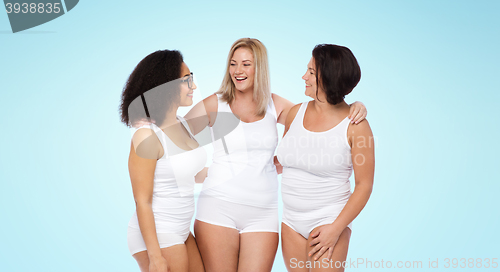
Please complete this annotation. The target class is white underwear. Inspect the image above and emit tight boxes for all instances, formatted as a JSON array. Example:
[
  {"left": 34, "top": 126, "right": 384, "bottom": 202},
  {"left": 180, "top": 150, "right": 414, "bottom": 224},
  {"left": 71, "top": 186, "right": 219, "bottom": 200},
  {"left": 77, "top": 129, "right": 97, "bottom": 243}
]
[
  {"left": 196, "top": 194, "right": 279, "bottom": 233},
  {"left": 127, "top": 227, "right": 189, "bottom": 255}
]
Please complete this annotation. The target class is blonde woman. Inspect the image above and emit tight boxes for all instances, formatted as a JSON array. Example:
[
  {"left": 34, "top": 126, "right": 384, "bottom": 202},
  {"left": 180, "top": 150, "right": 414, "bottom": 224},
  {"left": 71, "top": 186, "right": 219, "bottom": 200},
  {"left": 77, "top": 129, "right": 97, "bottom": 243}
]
[{"left": 184, "top": 38, "right": 367, "bottom": 272}]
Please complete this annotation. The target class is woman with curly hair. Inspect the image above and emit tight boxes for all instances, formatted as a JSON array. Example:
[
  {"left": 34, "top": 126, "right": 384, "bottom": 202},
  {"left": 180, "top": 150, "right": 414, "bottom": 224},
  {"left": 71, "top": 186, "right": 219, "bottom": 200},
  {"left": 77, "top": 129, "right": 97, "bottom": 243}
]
[{"left": 120, "top": 50, "right": 206, "bottom": 272}]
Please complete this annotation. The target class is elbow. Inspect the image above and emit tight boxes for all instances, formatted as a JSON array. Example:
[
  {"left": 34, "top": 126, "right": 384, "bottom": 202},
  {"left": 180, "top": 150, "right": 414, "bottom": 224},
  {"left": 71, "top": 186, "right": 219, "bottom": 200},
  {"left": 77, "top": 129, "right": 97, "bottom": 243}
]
[
  {"left": 134, "top": 198, "right": 153, "bottom": 208},
  {"left": 354, "top": 181, "right": 373, "bottom": 195}
]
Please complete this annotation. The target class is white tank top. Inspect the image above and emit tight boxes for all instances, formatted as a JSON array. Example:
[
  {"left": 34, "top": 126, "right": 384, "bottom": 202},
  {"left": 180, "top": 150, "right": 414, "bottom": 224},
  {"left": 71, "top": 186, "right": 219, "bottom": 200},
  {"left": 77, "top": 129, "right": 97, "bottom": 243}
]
[
  {"left": 277, "top": 101, "right": 352, "bottom": 214},
  {"left": 200, "top": 94, "right": 279, "bottom": 208},
  {"left": 128, "top": 116, "right": 207, "bottom": 232}
]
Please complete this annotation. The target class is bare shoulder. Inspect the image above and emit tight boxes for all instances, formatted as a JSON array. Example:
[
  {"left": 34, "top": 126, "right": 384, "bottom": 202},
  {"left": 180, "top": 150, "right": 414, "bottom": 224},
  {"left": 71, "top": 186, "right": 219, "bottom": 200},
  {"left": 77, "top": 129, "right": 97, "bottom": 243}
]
[
  {"left": 203, "top": 93, "right": 218, "bottom": 103},
  {"left": 272, "top": 93, "right": 284, "bottom": 102},
  {"left": 203, "top": 93, "right": 218, "bottom": 113},
  {"left": 281, "top": 103, "right": 302, "bottom": 135},
  {"left": 348, "top": 119, "right": 373, "bottom": 137},
  {"left": 288, "top": 103, "right": 301, "bottom": 117},
  {"left": 184, "top": 94, "right": 218, "bottom": 133},
  {"left": 285, "top": 103, "right": 302, "bottom": 126},
  {"left": 190, "top": 93, "right": 218, "bottom": 115},
  {"left": 131, "top": 128, "right": 162, "bottom": 159},
  {"left": 132, "top": 128, "right": 157, "bottom": 142}
]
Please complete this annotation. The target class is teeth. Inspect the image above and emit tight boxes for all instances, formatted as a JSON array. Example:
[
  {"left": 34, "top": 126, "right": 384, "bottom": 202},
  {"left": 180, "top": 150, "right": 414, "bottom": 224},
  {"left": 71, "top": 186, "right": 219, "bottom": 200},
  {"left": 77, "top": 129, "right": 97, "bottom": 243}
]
[{"left": 236, "top": 77, "right": 247, "bottom": 80}]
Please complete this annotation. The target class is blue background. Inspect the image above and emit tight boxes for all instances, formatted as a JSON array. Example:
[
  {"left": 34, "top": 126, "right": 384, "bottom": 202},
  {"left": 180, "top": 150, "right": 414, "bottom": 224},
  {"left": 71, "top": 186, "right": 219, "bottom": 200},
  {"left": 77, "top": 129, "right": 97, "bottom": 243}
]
[{"left": 1, "top": 0, "right": 499, "bottom": 271}]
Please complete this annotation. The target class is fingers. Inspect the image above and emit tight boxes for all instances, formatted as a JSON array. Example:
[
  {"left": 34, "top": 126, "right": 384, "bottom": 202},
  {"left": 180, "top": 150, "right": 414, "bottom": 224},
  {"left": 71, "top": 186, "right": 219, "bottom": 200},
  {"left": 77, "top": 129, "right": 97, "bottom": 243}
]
[
  {"left": 353, "top": 110, "right": 366, "bottom": 124},
  {"left": 312, "top": 246, "right": 328, "bottom": 261},
  {"left": 276, "top": 164, "right": 283, "bottom": 175},
  {"left": 309, "top": 237, "right": 320, "bottom": 246},
  {"left": 308, "top": 244, "right": 322, "bottom": 257},
  {"left": 349, "top": 106, "right": 360, "bottom": 122},
  {"left": 349, "top": 101, "right": 368, "bottom": 124},
  {"left": 327, "top": 247, "right": 334, "bottom": 260},
  {"left": 310, "top": 230, "right": 319, "bottom": 238}
]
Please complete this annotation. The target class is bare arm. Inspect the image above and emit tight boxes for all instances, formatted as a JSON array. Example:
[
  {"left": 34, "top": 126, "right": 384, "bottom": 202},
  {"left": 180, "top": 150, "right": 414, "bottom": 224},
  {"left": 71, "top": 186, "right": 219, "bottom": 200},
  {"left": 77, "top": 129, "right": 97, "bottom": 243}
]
[
  {"left": 272, "top": 93, "right": 295, "bottom": 125},
  {"left": 308, "top": 120, "right": 375, "bottom": 260},
  {"left": 274, "top": 103, "right": 301, "bottom": 174},
  {"left": 330, "top": 120, "right": 374, "bottom": 230},
  {"left": 272, "top": 93, "right": 367, "bottom": 125},
  {"left": 129, "top": 129, "right": 169, "bottom": 270},
  {"left": 184, "top": 94, "right": 218, "bottom": 135}
]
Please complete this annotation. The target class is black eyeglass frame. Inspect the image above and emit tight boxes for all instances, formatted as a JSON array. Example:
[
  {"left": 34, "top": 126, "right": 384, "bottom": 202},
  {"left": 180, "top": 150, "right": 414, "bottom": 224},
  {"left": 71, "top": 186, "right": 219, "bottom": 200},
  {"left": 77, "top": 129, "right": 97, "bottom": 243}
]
[{"left": 180, "top": 72, "right": 194, "bottom": 89}]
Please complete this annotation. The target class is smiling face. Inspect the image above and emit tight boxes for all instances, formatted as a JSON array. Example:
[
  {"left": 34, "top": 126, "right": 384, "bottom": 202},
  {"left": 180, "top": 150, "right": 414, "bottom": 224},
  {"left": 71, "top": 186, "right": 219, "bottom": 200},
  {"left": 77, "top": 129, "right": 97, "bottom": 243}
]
[
  {"left": 179, "top": 62, "right": 196, "bottom": 106},
  {"left": 229, "top": 47, "right": 255, "bottom": 92},
  {"left": 302, "top": 57, "right": 321, "bottom": 99}
]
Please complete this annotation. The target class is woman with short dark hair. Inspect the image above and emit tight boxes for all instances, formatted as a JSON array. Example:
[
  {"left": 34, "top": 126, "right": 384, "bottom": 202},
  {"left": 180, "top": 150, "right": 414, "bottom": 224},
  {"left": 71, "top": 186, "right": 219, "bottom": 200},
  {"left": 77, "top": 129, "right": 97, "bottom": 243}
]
[{"left": 277, "top": 44, "right": 375, "bottom": 272}]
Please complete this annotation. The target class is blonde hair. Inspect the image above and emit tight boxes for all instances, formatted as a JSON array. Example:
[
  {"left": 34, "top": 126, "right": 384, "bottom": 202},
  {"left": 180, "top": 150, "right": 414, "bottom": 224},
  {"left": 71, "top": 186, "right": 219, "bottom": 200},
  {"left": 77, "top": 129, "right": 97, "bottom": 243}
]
[{"left": 217, "top": 38, "right": 270, "bottom": 116}]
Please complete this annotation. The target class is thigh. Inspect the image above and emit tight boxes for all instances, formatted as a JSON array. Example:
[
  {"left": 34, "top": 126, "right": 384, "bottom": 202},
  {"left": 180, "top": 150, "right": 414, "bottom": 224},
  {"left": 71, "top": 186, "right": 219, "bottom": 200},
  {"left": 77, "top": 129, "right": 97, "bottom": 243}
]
[
  {"left": 162, "top": 244, "right": 189, "bottom": 272},
  {"left": 281, "top": 223, "right": 309, "bottom": 272},
  {"left": 194, "top": 219, "right": 240, "bottom": 272},
  {"left": 237, "top": 232, "right": 279, "bottom": 272},
  {"left": 185, "top": 232, "right": 205, "bottom": 272},
  {"left": 132, "top": 244, "right": 189, "bottom": 272},
  {"left": 308, "top": 226, "right": 351, "bottom": 272},
  {"left": 132, "top": 250, "right": 150, "bottom": 272}
]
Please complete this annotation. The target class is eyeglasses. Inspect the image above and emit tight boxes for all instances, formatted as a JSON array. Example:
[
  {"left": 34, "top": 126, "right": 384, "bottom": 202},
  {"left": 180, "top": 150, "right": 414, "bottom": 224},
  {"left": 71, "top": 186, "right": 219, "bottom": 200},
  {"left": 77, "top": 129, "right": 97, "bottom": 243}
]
[{"left": 180, "top": 72, "right": 194, "bottom": 89}]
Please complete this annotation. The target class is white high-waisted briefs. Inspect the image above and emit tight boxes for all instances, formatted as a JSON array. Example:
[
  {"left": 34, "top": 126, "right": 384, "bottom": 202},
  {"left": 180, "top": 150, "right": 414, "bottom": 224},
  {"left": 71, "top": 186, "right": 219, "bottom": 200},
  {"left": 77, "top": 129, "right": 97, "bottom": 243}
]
[
  {"left": 196, "top": 195, "right": 279, "bottom": 233},
  {"left": 282, "top": 203, "right": 352, "bottom": 239}
]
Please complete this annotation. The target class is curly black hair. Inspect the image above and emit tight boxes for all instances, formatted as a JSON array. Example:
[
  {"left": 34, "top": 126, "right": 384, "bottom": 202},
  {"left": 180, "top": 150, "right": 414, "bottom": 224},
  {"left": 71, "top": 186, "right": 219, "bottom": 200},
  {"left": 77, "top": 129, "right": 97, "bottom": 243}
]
[
  {"left": 312, "top": 44, "right": 361, "bottom": 105},
  {"left": 119, "top": 50, "right": 184, "bottom": 127}
]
